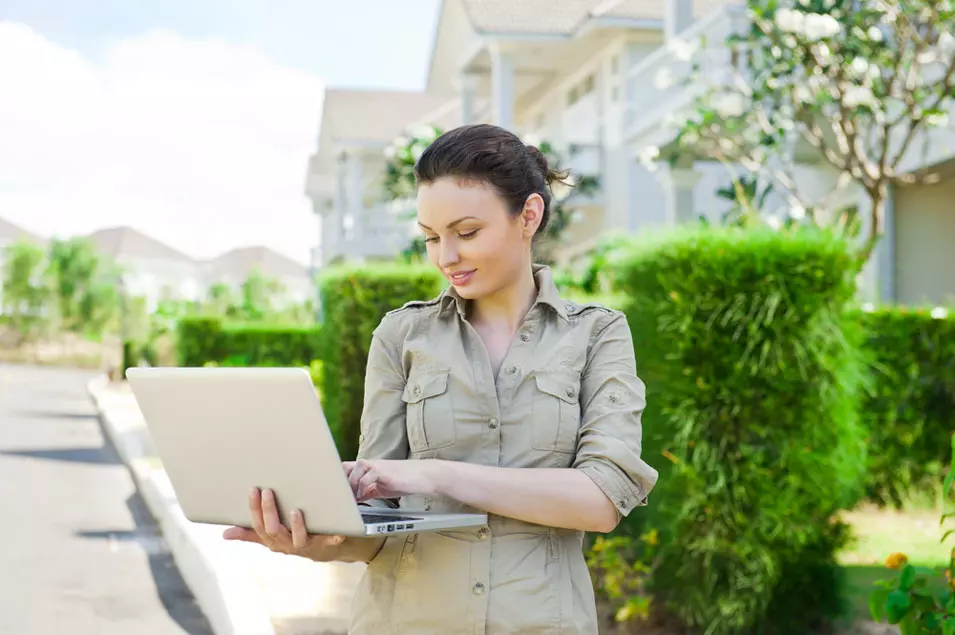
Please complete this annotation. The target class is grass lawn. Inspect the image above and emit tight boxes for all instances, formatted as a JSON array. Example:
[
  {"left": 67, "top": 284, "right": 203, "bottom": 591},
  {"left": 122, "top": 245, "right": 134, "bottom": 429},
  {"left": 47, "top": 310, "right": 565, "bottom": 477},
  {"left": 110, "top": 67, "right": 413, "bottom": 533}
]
[{"left": 838, "top": 505, "right": 953, "bottom": 622}]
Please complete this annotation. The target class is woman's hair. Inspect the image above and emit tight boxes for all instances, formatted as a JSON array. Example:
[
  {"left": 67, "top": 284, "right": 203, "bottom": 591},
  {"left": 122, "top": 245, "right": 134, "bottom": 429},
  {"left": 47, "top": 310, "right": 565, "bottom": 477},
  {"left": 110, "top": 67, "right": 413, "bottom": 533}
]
[{"left": 414, "top": 123, "right": 571, "bottom": 236}]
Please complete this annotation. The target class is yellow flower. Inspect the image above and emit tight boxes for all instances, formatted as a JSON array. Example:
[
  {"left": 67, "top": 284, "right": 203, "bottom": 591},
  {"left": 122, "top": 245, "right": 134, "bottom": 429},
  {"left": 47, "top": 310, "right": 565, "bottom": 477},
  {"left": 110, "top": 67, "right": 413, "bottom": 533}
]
[{"left": 885, "top": 552, "right": 908, "bottom": 570}]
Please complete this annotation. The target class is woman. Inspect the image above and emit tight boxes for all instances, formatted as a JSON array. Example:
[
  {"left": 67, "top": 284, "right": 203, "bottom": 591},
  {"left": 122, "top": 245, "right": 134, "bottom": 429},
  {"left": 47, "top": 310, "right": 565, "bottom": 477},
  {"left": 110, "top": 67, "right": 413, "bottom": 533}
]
[{"left": 224, "top": 123, "right": 658, "bottom": 634}]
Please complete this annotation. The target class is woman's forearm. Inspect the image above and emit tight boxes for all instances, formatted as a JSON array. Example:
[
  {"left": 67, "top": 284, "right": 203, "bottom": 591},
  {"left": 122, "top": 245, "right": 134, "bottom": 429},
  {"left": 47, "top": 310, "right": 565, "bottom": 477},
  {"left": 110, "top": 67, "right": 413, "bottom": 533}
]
[{"left": 433, "top": 460, "right": 619, "bottom": 533}]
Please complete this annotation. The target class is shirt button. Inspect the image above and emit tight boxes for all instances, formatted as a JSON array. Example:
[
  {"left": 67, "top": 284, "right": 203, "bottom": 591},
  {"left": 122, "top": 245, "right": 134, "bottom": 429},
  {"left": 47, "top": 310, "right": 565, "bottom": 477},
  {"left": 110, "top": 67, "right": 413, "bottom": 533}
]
[
  {"left": 488, "top": 417, "right": 498, "bottom": 429},
  {"left": 565, "top": 388, "right": 576, "bottom": 399},
  {"left": 472, "top": 582, "right": 486, "bottom": 595},
  {"left": 520, "top": 332, "right": 530, "bottom": 342},
  {"left": 477, "top": 527, "right": 489, "bottom": 539},
  {"left": 506, "top": 365, "right": 518, "bottom": 375},
  {"left": 413, "top": 385, "right": 421, "bottom": 396}
]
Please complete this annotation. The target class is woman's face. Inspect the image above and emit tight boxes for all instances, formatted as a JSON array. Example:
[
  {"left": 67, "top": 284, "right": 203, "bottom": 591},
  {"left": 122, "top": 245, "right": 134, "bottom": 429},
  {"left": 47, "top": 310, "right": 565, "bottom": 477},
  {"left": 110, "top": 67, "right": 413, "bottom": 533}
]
[{"left": 416, "top": 177, "right": 542, "bottom": 301}]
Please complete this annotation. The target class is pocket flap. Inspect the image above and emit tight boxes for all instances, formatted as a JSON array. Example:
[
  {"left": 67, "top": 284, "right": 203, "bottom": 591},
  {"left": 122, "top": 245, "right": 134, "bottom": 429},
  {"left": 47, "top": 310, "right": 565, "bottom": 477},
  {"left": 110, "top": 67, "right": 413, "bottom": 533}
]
[
  {"left": 403, "top": 370, "right": 449, "bottom": 404},
  {"left": 534, "top": 373, "right": 579, "bottom": 404}
]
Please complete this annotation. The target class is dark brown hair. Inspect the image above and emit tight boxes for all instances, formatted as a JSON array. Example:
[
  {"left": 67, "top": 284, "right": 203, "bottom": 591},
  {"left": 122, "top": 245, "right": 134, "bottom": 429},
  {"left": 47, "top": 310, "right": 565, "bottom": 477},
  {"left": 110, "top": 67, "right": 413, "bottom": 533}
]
[{"left": 414, "top": 123, "right": 571, "bottom": 236}]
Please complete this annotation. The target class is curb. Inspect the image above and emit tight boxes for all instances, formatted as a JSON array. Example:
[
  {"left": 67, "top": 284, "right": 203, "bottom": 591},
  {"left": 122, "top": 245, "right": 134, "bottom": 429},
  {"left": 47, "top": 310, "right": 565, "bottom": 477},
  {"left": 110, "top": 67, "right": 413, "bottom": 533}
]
[{"left": 87, "top": 376, "right": 277, "bottom": 635}]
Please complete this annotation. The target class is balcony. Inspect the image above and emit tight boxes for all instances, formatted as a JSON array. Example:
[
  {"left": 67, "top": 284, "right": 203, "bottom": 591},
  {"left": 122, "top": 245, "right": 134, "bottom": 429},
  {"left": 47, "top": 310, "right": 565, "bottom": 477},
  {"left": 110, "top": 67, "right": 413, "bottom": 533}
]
[
  {"left": 623, "top": 3, "right": 748, "bottom": 147},
  {"left": 322, "top": 201, "right": 418, "bottom": 264}
]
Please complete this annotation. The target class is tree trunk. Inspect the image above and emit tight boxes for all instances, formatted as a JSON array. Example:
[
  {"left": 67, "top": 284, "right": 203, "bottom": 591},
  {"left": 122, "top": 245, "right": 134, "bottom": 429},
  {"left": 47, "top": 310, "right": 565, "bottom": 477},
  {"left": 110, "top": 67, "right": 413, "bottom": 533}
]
[{"left": 858, "top": 185, "right": 886, "bottom": 266}]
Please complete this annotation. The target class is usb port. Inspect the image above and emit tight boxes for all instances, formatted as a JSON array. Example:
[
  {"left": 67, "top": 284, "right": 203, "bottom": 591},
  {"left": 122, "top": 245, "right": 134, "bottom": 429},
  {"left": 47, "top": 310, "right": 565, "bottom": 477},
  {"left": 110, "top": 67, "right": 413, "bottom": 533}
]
[
  {"left": 387, "top": 524, "right": 395, "bottom": 532},
  {"left": 406, "top": 524, "right": 415, "bottom": 530},
  {"left": 396, "top": 524, "right": 405, "bottom": 530}
]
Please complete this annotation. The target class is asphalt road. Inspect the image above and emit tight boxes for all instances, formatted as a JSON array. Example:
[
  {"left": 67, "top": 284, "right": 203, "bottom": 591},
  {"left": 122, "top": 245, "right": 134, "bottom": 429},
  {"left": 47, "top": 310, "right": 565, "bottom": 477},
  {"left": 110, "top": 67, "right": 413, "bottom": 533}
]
[{"left": 0, "top": 363, "right": 212, "bottom": 635}]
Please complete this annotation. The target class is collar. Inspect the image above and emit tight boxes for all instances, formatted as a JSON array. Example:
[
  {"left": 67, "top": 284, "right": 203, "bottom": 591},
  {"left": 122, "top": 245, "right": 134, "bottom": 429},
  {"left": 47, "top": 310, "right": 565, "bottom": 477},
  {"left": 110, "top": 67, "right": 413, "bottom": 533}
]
[{"left": 438, "top": 264, "right": 569, "bottom": 321}]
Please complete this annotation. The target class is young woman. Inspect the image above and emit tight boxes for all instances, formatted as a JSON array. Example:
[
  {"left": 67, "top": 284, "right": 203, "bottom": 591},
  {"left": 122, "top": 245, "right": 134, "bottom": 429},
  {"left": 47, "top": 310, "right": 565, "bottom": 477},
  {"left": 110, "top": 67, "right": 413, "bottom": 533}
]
[{"left": 224, "top": 123, "right": 658, "bottom": 634}]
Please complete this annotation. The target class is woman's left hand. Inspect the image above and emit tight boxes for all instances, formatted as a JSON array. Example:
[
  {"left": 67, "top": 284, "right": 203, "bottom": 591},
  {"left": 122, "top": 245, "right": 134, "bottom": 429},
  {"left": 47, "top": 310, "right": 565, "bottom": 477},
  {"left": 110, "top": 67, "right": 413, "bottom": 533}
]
[{"left": 343, "top": 459, "right": 444, "bottom": 502}]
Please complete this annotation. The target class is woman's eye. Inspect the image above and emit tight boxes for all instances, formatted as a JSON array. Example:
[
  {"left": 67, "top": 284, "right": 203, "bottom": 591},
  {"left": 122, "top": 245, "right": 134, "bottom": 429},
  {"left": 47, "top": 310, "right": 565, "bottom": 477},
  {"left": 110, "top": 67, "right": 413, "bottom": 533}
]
[
  {"left": 424, "top": 236, "right": 439, "bottom": 243},
  {"left": 459, "top": 230, "right": 478, "bottom": 240}
]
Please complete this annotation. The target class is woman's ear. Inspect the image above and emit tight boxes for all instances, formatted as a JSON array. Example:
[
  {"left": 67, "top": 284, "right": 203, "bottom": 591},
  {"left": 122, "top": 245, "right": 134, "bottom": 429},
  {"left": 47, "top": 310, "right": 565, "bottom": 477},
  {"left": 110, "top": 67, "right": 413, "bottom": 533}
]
[{"left": 520, "top": 193, "right": 545, "bottom": 239}]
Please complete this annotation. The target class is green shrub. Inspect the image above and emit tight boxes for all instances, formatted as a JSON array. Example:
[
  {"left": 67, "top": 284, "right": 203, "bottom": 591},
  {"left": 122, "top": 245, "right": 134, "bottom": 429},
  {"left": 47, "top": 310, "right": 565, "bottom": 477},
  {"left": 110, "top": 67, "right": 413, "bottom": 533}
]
[
  {"left": 856, "top": 307, "right": 955, "bottom": 507},
  {"left": 176, "top": 317, "right": 323, "bottom": 368},
  {"left": 606, "top": 225, "right": 869, "bottom": 635},
  {"left": 317, "top": 264, "right": 443, "bottom": 461}
]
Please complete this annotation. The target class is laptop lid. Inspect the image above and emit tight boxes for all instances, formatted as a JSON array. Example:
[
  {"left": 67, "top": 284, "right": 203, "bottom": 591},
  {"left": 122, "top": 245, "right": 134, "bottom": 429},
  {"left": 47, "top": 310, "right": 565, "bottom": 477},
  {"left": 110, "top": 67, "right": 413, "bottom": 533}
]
[{"left": 125, "top": 366, "right": 368, "bottom": 537}]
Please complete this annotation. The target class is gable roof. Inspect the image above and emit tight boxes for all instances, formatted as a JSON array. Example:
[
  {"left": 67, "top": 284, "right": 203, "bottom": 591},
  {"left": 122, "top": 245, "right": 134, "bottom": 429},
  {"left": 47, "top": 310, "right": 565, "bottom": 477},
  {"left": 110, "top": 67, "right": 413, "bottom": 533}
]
[
  {"left": 458, "top": 0, "right": 728, "bottom": 35},
  {"left": 0, "top": 216, "right": 45, "bottom": 245},
  {"left": 85, "top": 226, "right": 195, "bottom": 263},
  {"left": 204, "top": 246, "right": 308, "bottom": 281}
]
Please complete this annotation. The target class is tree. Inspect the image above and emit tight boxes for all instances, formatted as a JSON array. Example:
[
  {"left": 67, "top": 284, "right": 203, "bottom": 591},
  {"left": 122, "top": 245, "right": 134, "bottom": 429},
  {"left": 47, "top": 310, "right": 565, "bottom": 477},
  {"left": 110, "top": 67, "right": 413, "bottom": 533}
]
[
  {"left": 1, "top": 240, "right": 52, "bottom": 343},
  {"left": 653, "top": 0, "right": 955, "bottom": 264},
  {"left": 47, "top": 237, "right": 117, "bottom": 333}
]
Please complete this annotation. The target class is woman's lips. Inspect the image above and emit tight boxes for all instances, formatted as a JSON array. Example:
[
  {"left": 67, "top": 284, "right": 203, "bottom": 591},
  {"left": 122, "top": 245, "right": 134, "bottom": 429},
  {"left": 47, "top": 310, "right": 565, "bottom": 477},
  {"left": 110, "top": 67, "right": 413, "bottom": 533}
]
[{"left": 448, "top": 270, "right": 475, "bottom": 286}]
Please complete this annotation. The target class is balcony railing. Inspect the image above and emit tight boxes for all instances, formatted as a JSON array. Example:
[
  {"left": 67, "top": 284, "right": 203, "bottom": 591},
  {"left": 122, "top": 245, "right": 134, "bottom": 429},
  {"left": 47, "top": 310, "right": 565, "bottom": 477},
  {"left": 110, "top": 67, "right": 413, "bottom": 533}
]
[{"left": 623, "top": 3, "right": 748, "bottom": 143}]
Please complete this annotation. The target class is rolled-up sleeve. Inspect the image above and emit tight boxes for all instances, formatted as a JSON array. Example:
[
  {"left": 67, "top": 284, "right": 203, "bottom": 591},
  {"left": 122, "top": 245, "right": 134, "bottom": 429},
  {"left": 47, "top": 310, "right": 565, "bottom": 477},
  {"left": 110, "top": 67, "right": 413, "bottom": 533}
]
[
  {"left": 355, "top": 315, "right": 410, "bottom": 510},
  {"left": 573, "top": 311, "right": 659, "bottom": 517}
]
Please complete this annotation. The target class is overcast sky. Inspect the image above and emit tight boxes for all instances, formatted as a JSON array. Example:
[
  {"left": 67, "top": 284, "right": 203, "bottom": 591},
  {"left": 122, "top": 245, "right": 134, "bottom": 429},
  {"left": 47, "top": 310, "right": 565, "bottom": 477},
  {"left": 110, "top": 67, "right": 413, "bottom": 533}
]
[{"left": 0, "top": 0, "right": 441, "bottom": 264}]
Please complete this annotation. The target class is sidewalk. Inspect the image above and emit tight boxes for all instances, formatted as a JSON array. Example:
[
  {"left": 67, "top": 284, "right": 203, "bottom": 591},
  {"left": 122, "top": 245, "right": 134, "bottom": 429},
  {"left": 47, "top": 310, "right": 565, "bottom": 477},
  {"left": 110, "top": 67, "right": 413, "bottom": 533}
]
[{"left": 87, "top": 375, "right": 366, "bottom": 635}]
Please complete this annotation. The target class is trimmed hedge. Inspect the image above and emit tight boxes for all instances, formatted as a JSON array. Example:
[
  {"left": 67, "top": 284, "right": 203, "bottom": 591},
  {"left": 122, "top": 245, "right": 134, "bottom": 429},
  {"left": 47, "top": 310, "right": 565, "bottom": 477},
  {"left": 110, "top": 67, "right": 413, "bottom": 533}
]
[
  {"left": 607, "top": 226, "right": 868, "bottom": 635},
  {"left": 317, "top": 264, "right": 443, "bottom": 462},
  {"left": 176, "top": 317, "right": 324, "bottom": 368},
  {"left": 857, "top": 307, "right": 955, "bottom": 507}
]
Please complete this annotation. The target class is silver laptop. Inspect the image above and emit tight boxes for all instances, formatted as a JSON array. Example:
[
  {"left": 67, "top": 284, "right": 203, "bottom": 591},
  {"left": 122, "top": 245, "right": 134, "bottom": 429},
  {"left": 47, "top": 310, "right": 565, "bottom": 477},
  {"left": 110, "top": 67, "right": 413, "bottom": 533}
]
[{"left": 125, "top": 366, "right": 487, "bottom": 538}]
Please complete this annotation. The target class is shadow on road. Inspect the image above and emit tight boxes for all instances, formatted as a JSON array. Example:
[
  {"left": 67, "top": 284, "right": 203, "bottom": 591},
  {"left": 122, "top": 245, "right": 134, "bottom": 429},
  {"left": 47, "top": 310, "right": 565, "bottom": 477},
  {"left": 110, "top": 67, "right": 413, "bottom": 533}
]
[
  {"left": 0, "top": 443, "right": 124, "bottom": 466},
  {"left": 72, "top": 489, "right": 214, "bottom": 634}
]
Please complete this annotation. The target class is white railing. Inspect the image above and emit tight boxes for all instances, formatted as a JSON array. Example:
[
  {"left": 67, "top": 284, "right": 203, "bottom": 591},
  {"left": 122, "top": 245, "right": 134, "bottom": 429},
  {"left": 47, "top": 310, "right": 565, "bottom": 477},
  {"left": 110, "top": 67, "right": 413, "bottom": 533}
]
[
  {"left": 324, "top": 202, "right": 418, "bottom": 263},
  {"left": 566, "top": 143, "right": 603, "bottom": 179},
  {"left": 623, "top": 3, "right": 748, "bottom": 142}
]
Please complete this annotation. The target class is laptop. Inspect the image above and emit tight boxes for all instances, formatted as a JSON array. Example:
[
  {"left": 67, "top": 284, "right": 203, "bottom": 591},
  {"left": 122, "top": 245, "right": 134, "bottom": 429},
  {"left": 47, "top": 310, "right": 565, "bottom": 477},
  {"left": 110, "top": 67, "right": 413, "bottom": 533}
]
[{"left": 124, "top": 366, "right": 487, "bottom": 538}]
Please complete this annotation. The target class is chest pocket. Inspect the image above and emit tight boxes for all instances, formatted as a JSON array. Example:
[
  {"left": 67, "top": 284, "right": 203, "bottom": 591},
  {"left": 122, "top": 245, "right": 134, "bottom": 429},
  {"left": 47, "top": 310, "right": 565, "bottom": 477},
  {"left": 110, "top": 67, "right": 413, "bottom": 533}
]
[
  {"left": 402, "top": 369, "right": 456, "bottom": 453},
  {"left": 531, "top": 372, "right": 581, "bottom": 454}
]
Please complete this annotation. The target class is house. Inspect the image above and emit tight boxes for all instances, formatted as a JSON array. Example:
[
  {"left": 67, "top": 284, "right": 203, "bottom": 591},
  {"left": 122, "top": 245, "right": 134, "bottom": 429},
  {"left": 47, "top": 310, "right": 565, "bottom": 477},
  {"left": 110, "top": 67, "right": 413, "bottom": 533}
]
[
  {"left": 202, "top": 246, "right": 314, "bottom": 306},
  {"left": 306, "top": 0, "right": 955, "bottom": 307},
  {"left": 85, "top": 226, "right": 202, "bottom": 310}
]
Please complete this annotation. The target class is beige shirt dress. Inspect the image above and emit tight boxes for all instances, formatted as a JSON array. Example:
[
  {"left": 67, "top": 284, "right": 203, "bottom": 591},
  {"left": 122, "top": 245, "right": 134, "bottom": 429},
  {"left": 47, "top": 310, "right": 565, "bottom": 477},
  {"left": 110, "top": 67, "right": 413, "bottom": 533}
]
[{"left": 348, "top": 265, "right": 659, "bottom": 634}]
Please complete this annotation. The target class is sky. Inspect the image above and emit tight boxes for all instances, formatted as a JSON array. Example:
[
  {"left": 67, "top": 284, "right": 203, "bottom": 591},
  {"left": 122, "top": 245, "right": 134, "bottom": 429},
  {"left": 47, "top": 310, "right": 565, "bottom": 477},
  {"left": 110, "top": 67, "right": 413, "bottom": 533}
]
[{"left": 0, "top": 0, "right": 441, "bottom": 265}]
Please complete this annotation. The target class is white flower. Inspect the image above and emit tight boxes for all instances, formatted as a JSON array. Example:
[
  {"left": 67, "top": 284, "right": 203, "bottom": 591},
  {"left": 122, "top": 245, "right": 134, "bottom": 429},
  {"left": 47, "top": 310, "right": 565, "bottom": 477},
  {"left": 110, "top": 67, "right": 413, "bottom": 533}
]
[
  {"left": 407, "top": 123, "right": 436, "bottom": 139},
  {"left": 793, "top": 84, "right": 814, "bottom": 104},
  {"left": 775, "top": 8, "right": 805, "bottom": 33},
  {"left": 804, "top": 13, "right": 841, "bottom": 41},
  {"left": 771, "top": 46, "right": 783, "bottom": 59},
  {"left": 790, "top": 203, "right": 807, "bottom": 220},
  {"left": 718, "top": 138, "right": 736, "bottom": 152},
  {"left": 813, "top": 43, "right": 833, "bottom": 65},
  {"left": 867, "top": 26, "right": 884, "bottom": 42},
  {"left": 712, "top": 92, "right": 746, "bottom": 117},
  {"left": 670, "top": 38, "right": 698, "bottom": 62},
  {"left": 844, "top": 85, "right": 877, "bottom": 109},
  {"left": 638, "top": 145, "right": 660, "bottom": 170},
  {"left": 411, "top": 142, "right": 426, "bottom": 161},
  {"left": 931, "top": 306, "right": 949, "bottom": 319},
  {"left": 862, "top": 302, "right": 875, "bottom": 312},
  {"left": 384, "top": 145, "right": 397, "bottom": 159},
  {"left": 926, "top": 112, "right": 950, "bottom": 128},
  {"left": 392, "top": 135, "right": 409, "bottom": 149},
  {"left": 654, "top": 67, "right": 675, "bottom": 89},
  {"left": 850, "top": 57, "right": 869, "bottom": 77},
  {"left": 766, "top": 215, "right": 783, "bottom": 229},
  {"left": 939, "top": 32, "right": 955, "bottom": 55}
]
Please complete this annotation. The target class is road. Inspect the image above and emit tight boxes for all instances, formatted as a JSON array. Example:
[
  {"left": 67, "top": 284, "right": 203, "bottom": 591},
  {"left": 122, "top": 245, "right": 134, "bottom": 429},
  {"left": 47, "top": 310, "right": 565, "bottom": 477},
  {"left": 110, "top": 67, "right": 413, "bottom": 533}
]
[{"left": 0, "top": 364, "right": 212, "bottom": 635}]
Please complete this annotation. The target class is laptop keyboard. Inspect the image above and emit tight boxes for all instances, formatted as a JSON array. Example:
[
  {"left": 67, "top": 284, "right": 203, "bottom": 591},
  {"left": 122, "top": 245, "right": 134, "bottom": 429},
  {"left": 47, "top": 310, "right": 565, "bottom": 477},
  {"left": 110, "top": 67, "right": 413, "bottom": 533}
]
[{"left": 360, "top": 512, "right": 422, "bottom": 524}]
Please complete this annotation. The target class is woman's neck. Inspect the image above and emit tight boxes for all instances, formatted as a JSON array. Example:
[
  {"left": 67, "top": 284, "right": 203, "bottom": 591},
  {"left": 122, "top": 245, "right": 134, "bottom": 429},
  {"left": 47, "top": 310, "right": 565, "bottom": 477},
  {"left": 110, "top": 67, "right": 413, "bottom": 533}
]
[{"left": 469, "top": 265, "right": 538, "bottom": 332}]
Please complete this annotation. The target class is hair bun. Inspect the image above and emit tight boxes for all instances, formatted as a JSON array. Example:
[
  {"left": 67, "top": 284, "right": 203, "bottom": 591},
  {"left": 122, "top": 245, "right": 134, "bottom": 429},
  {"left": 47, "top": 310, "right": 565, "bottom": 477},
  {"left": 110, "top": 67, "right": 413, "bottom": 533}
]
[{"left": 526, "top": 144, "right": 571, "bottom": 188}]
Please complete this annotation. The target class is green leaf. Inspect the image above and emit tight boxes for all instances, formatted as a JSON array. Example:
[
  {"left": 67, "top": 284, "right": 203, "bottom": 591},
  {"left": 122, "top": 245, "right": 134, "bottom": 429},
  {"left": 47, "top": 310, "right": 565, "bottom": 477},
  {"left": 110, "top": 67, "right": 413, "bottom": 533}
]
[
  {"left": 900, "top": 565, "right": 917, "bottom": 591},
  {"left": 942, "top": 619, "right": 955, "bottom": 635},
  {"left": 899, "top": 612, "right": 919, "bottom": 635},
  {"left": 886, "top": 590, "right": 912, "bottom": 624},
  {"left": 869, "top": 588, "right": 890, "bottom": 622}
]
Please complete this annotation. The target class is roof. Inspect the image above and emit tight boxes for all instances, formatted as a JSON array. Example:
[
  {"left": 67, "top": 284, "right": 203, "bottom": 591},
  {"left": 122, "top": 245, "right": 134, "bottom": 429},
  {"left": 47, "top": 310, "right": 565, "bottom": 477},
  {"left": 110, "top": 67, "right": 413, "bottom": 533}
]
[
  {"left": 85, "top": 226, "right": 195, "bottom": 263},
  {"left": 320, "top": 89, "right": 458, "bottom": 146},
  {"left": 0, "top": 216, "right": 45, "bottom": 245},
  {"left": 459, "top": 0, "right": 728, "bottom": 34},
  {"left": 204, "top": 246, "right": 308, "bottom": 281}
]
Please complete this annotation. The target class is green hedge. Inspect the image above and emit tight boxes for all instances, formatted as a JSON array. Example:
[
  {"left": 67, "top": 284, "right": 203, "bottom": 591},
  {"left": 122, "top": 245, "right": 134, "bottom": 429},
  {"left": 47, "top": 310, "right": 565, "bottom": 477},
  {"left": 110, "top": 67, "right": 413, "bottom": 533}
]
[
  {"left": 607, "top": 226, "right": 868, "bottom": 635},
  {"left": 317, "top": 264, "right": 443, "bottom": 461},
  {"left": 857, "top": 306, "right": 955, "bottom": 507},
  {"left": 176, "top": 317, "right": 324, "bottom": 368}
]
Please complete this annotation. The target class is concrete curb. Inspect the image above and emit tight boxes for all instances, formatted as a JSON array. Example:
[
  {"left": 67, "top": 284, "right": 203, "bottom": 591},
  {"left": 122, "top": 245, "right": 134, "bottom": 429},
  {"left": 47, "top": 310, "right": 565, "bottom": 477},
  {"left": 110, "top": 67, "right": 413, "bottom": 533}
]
[{"left": 87, "top": 376, "right": 277, "bottom": 635}]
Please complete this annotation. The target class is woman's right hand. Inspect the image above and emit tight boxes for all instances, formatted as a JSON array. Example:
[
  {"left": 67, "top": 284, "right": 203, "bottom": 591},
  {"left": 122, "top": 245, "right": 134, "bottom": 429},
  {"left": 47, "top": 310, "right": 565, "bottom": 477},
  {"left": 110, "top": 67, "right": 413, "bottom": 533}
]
[{"left": 222, "top": 487, "right": 347, "bottom": 562}]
